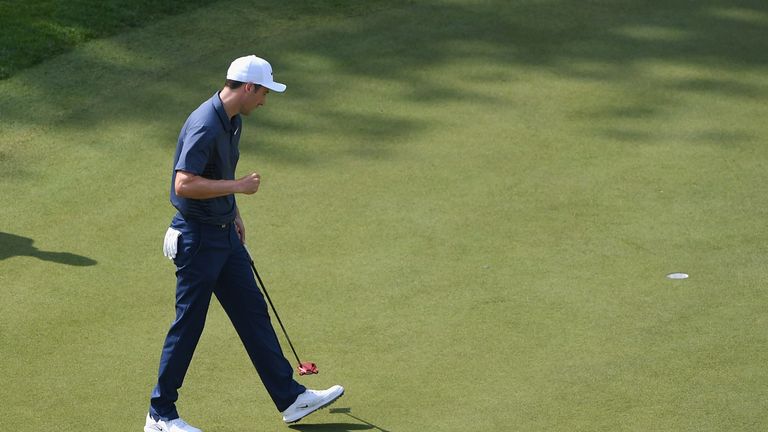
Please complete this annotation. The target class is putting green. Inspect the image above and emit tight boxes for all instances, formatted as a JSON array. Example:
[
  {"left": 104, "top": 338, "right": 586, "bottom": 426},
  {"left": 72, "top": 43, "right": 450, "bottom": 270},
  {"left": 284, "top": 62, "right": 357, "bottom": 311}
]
[{"left": 2, "top": 1, "right": 767, "bottom": 430}]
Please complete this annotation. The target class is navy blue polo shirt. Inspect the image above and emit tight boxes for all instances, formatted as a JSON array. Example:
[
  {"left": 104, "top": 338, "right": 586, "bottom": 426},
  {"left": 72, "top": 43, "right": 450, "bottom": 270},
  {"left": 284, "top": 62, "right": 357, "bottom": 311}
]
[{"left": 170, "top": 92, "right": 242, "bottom": 225}]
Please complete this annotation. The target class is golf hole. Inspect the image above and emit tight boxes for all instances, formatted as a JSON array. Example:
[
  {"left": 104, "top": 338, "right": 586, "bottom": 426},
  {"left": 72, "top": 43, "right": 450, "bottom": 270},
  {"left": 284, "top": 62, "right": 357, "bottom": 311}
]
[{"left": 666, "top": 272, "right": 689, "bottom": 280}]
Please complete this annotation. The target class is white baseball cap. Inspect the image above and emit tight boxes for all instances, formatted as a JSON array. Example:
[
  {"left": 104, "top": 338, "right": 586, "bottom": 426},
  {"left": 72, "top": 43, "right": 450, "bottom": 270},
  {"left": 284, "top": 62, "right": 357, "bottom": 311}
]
[{"left": 226, "top": 55, "right": 286, "bottom": 92}]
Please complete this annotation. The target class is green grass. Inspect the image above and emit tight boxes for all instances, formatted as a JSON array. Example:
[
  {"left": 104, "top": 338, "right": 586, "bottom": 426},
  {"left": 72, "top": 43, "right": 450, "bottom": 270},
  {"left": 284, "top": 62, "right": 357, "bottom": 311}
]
[
  {"left": 2, "top": 0, "right": 768, "bottom": 431},
  {"left": 0, "top": 0, "right": 219, "bottom": 79}
]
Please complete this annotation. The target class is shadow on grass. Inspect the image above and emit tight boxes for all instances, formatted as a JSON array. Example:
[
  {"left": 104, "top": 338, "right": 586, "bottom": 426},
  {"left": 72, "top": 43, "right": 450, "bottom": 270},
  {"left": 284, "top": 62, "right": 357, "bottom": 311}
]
[
  {"left": 1, "top": 0, "right": 766, "bottom": 168},
  {"left": 289, "top": 424, "right": 372, "bottom": 432},
  {"left": 288, "top": 407, "right": 391, "bottom": 432},
  {"left": 0, "top": 0, "right": 220, "bottom": 79},
  {"left": 0, "top": 232, "right": 97, "bottom": 266}
]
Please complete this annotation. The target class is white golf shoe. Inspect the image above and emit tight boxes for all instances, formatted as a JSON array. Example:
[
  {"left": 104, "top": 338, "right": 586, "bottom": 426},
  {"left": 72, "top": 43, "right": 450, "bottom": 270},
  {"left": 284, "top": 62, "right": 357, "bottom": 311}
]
[
  {"left": 282, "top": 385, "right": 345, "bottom": 423},
  {"left": 144, "top": 414, "right": 202, "bottom": 432}
]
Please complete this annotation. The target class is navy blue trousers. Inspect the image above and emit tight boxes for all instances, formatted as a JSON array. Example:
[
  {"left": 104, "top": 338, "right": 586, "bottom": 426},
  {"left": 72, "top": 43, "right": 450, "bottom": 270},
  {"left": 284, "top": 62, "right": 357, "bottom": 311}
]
[{"left": 149, "top": 213, "right": 305, "bottom": 420}]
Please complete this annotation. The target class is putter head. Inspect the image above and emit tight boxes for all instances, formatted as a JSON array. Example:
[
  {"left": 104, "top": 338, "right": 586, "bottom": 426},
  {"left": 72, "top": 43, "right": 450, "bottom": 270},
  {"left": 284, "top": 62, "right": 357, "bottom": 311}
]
[{"left": 297, "top": 362, "right": 318, "bottom": 375}]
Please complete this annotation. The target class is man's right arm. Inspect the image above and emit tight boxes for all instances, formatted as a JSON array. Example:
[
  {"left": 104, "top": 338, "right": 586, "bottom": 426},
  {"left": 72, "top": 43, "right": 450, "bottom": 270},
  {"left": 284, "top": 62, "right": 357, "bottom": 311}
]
[{"left": 174, "top": 170, "right": 261, "bottom": 199}]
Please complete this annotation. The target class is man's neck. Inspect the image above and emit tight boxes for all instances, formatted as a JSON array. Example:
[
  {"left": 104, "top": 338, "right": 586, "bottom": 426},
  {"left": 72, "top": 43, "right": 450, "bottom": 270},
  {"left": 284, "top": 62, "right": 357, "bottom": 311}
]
[{"left": 219, "top": 87, "right": 240, "bottom": 120}]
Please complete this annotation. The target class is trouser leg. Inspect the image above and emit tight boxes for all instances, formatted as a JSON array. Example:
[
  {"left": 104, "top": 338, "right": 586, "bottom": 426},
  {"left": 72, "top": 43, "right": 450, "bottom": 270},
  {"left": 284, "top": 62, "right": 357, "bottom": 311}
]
[
  {"left": 149, "top": 219, "right": 225, "bottom": 420},
  {"left": 214, "top": 239, "right": 306, "bottom": 412}
]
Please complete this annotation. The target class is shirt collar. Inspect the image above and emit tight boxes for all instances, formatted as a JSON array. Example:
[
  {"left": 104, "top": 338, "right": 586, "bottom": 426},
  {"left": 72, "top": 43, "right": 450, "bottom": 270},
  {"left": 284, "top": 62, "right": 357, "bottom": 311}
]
[{"left": 213, "top": 91, "right": 237, "bottom": 132}]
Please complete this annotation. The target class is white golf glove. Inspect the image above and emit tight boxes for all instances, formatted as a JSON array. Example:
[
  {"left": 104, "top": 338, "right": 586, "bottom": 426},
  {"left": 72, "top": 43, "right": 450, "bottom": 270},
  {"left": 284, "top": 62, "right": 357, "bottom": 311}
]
[{"left": 163, "top": 227, "right": 182, "bottom": 260}]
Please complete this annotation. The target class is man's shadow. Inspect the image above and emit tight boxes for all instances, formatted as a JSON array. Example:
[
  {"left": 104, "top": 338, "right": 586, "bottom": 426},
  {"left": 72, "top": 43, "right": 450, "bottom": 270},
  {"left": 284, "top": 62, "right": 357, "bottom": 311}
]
[
  {"left": 0, "top": 232, "right": 97, "bottom": 266},
  {"left": 288, "top": 408, "right": 391, "bottom": 432}
]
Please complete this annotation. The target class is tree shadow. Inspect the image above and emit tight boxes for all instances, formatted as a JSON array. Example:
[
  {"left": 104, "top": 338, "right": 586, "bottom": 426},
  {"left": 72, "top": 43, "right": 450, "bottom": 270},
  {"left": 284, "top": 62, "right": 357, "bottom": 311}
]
[
  {"left": 0, "top": 0, "right": 220, "bottom": 79},
  {"left": 0, "top": 232, "right": 97, "bottom": 266},
  {"left": 1, "top": 0, "right": 766, "bottom": 169}
]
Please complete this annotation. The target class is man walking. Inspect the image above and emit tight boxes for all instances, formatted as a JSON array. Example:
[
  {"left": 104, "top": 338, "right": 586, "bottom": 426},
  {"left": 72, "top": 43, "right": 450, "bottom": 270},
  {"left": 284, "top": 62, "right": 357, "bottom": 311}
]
[{"left": 145, "top": 55, "right": 343, "bottom": 432}]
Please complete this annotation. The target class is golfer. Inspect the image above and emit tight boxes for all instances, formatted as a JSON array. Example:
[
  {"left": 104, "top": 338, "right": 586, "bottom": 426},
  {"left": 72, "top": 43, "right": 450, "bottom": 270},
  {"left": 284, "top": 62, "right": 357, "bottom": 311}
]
[{"left": 145, "top": 55, "right": 343, "bottom": 432}]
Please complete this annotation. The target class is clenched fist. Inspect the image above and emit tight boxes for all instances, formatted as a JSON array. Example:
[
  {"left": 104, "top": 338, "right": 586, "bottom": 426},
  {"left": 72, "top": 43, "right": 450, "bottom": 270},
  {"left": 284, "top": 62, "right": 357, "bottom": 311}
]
[{"left": 237, "top": 172, "right": 261, "bottom": 194}]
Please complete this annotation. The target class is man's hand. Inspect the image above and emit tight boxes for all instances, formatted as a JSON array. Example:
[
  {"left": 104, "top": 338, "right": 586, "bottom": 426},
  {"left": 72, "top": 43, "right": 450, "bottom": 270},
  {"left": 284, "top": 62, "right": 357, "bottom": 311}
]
[
  {"left": 237, "top": 173, "right": 261, "bottom": 195},
  {"left": 234, "top": 215, "right": 246, "bottom": 244},
  {"left": 163, "top": 227, "right": 182, "bottom": 260}
]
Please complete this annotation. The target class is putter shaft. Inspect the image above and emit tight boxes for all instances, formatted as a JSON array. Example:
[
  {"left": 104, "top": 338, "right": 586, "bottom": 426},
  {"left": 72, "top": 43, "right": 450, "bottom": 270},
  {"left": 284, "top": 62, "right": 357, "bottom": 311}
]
[{"left": 244, "top": 247, "right": 303, "bottom": 365}]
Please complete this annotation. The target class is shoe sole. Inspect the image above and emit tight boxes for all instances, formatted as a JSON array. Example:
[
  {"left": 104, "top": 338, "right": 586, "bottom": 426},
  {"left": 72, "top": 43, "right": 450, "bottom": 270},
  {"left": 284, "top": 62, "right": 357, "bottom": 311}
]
[{"left": 283, "top": 389, "right": 345, "bottom": 424}]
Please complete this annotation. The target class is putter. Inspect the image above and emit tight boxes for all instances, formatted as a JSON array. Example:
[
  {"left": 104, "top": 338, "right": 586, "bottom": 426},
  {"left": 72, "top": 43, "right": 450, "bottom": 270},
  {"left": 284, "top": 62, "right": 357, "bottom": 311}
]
[{"left": 243, "top": 245, "right": 318, "bottom": 376}]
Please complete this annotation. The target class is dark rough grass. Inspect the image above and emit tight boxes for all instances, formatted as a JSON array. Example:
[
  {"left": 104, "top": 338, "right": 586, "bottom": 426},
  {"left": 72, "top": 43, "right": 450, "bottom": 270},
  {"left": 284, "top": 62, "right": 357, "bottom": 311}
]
[{"left": 0, "top": 0, "right": 217, "bottom": 79}]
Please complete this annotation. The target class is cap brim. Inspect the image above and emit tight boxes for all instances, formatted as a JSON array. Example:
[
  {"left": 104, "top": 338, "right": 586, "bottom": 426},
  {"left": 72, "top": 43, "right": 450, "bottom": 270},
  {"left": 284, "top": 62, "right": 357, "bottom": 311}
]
[{"left": 262, "top": 81, "right": 286, "bottom": 92}]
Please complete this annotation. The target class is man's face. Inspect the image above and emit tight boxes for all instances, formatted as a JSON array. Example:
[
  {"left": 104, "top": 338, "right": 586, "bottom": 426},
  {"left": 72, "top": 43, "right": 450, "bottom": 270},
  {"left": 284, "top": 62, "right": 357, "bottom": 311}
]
[{"left": 241, "top": 84, "right": 269, "bottom": 115}]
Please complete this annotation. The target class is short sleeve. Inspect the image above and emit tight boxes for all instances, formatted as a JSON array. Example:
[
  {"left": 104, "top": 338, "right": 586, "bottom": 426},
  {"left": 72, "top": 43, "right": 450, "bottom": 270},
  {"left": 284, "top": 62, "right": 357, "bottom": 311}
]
[{"left": 175, "top": 124, "right": 213, "bottom": 175}]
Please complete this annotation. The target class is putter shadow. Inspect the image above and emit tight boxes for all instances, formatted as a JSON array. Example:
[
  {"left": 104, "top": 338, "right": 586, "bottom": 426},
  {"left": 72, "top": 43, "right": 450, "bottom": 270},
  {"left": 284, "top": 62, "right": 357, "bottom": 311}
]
[
  {"left": 288, "top": 423, "right": 373, "bottom": 431},
  {"left": 0, "top": 232, "right": 97, "bottom": 266},
  {"left": 288, "top": 408, "right": 392, "bottom": 432}
]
